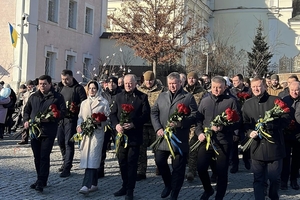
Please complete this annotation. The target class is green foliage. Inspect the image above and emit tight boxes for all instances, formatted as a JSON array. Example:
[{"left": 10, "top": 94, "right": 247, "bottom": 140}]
[{"left": 247, "top": 20, "right": 273, "bottom": 77}]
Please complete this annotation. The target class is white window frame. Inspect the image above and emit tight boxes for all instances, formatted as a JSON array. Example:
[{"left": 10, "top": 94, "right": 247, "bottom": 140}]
[
  {"left": 85, "top": 4, "right": 94, "bottom": 35},
  {"left": 82, "top": 53, "right": 93, "bottom": 83},
  {"left": 44, "top": 45, "right": 58, "bottom": 78},
  {"left": 296, "top": 36, "right": 300, "bottom": 46},
  {"left": 48, "top": 0, "right": 60, "bottom": 23},
  {"left": 68, "top": 0, "right": 78, "bottom": 29},
  {"left": 65, "top": 49, "right": 77, "bottom": 71}
]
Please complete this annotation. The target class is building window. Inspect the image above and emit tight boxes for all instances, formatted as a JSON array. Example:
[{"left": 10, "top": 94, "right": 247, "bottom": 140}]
[
  {"left": 68, "top": 0, "right": 77, "bottom": 29},
  {"left": 45, "top": 52, "right": 56, "bottom": 77},
  {"left": 85, "top": 7, "right": 93, "bottom": 34},
  {"left": 83, "top": 58, "right": 91, "bottom": 82},
  {"left": 296, "top": 36, "right": 300, "bottom": 45},
  {"left": 66, "top": 55, "right": 75, "bottom": 71},
  {"left": 48, "top": 0, "right": 59, "bottom": 23}
]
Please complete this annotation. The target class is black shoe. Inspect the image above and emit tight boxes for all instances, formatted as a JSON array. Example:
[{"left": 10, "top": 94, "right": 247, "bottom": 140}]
[
  {"left": 291, "top": 180, "right": 299, "bottom": 190},
  {"left": 60, "top": 170, "right": 70, "bottom": 177},
  {"left": 125, "top": 190, "right": 134, "bottom": 200},
  {"left": 136, "top": 174, "right": 146, "bottom": 181},
  {"left": 280, "top": 182, "right": 288, "bottom": 190},
  {"left": 244, "top": 160, "right": 251, "bottom": 170},
  {"left": 114, "top": 187, "right": 127, "bottom": 197},
  {"left": 35, "top": 182, "right": 44, "bottom": 192},
  {"left": 161, "top": 186, "right": 172, "bottom": 198},
  {"left": 30, "top": 182, "right": 37, "bottom": 189},
  {"left": 58, "top": 165, "right": 64, "bottom": 172},
  {"left": 17, "top": 141, "right": 28, "bottom": 145},
  {"left": 210, "top": 173, "right": 217, "bottom": 183},
  {"left": 200, "top": 189, "right": 214, "bottom": 200},
  {"left": 230, "top": 166, "right": 238, "bottom": 174}
]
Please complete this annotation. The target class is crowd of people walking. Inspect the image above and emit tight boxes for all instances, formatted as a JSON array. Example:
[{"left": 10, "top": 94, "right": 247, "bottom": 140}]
[{"left": 1, "top": 70, "right": 300, "bottom": 200}]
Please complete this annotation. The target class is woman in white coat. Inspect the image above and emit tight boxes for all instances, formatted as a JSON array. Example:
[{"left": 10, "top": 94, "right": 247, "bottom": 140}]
[{"left": 76, "top": 80, "right": 110, "bottom": 194}]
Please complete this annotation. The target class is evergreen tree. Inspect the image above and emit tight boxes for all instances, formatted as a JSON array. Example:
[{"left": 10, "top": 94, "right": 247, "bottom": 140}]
[{"left": 247, "top": 21, "right": 273, "bottom": 77}]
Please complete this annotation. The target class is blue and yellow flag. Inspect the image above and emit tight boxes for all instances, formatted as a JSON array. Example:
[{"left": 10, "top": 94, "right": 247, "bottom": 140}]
[{"left": 8, "top": 22, "right": 18, "bottom": 48}]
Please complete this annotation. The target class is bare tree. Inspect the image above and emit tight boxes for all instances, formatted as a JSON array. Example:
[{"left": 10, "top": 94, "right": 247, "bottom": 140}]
[{"left": 107, "top": 0, "right": 207, "bottom": 76}]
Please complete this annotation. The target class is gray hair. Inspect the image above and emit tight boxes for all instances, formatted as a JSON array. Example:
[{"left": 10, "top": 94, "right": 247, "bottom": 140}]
[
  {"left": 124, "top": 74, "right": 137, "bottom": 83},
  {"left": 167, "top": 72, "right": 180, "bottom": 81},
  {"left": 211, "top": 76, "right": 226, "bottom": 85}
]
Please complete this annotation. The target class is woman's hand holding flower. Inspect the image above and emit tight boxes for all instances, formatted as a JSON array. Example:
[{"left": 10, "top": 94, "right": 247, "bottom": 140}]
[
  {"left": 77, "top": 126, "right": 82, "bottom": 133},
  {"left": 116, "top": 124, "right": 124, "bottom": 133}
]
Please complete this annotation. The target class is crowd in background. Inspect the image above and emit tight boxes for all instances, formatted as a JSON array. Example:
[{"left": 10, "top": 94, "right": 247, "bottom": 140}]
[{"left": 0, "top": 70, "right": 300, "bottom": 200}]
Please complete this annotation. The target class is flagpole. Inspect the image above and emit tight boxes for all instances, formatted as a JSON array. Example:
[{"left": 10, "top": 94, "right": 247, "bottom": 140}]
[{"left": 17, "top": 0, "right": 25, "bottom": 88}]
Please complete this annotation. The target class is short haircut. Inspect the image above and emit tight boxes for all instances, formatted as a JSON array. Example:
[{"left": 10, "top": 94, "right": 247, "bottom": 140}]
[
  {"left": 168, "top": 72, "right": 180, "bottom": 81},
  {"left": 235, "top": 74, "right": 244, "bottom": 81},
  {"left": 252, "top": 76, "right": 266, "bottom": 85},
  {"left": 39, "top": 75, "right": 52, "bottom": 84},
  {"left": 288, "top": 74, "right": 299, "bottom": 81},
  {"left": 61, "top": 69, "right": 73, "bottom": 76},
  {"left": 124, "top": 74, "right": 137, "bottom": 83},
  {"left": 87, "top": 80, "right": 99, "bottom": 91},
  {"left": 211, "top": 76, "right": 226, "bottom": 85}
]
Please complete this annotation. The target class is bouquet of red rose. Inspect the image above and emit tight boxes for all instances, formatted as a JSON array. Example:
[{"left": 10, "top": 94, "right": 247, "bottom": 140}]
[
  {"left": 71, "top": 112, "right": 107, "bottom": 142},
  {"left": 236, "top": 92, "right": 251, "bottom": 104},
  {"left": 66, "top": 101, "right": 79, "bottom": 118},
  {"left": 241, "top": 99, "right": 290, "bottom": 152},
  {"left": 190, "top": 108, "right": 240, "bottom": 154},
  {"left": 150, "top": 103, "right": 190, "bottom": 159},
  {"left": 115, "top": 104, "right": 134, "bottom": 155},
  {"left": 29, "top": 104, "right": 61, "bottom": 139}
]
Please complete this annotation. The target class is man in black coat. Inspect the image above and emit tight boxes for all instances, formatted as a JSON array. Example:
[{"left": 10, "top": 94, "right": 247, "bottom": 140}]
[
  {"left": 98, "top": 76, "right": 122, "bottom": 178},
  {"left": 56, "top": 70, "right": 87, "bottom": 177},
  {"left": 281, "top": 81, "right": 300, "bottom": 190},
  {"left": 229, "top": 74, "right": 252, "bottom": 173},
  {"left": 23, "top": 75, "right": 66, "bottom": 192},
  {"left": 196, "top": 76, "right": 239, "bottom": 200},
  {"left": 243, "top": 76, "right": 289, "bottom": 200},
  {"left": 110, "top": 74, "right": 150, "bottom": 200},
  {"left": 151, "top": 72, "right": 198, "bottom": 200}
]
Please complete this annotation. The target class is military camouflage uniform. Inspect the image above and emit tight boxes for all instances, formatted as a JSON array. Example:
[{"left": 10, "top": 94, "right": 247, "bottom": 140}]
[
  {"left": 137, "top": 79, "right": 165, "bottom": 176},
  {"left": 184, "top": 82, "right": 207, "bottom": 177}
]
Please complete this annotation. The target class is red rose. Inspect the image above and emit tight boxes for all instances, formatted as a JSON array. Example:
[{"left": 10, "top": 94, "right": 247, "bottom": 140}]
[
  {"left": 283, "top": 107, "right": 290, "bottom": 113},
  {"left": 50, "top": 104, "right": 58, "bottom": 111},
  {"left": 121, "top": 104, "right": 134, "bottom": 113},
  {"left": 225, "top": 108, "right": 239, "bottom": 122},
  {"left": 52, "top": 111, "right": 60, "bottom": 118}
]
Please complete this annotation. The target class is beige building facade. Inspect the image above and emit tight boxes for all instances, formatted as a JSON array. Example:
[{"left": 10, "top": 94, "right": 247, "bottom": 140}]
[{"left": 0, "top": 0, "right": 107, "bottom": 90}]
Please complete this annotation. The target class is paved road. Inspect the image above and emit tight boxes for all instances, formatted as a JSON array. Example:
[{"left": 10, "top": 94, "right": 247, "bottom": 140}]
[{"left": 1, "top": 135, "right": 300, "bottom": 200}]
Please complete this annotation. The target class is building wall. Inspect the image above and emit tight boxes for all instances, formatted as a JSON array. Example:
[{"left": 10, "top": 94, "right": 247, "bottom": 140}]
[
  {"left": 0, "top": 1, "right": 17, "bottom": 84},
  {"left": 212, "top": 0, "right": 300, "bottom": 74}
]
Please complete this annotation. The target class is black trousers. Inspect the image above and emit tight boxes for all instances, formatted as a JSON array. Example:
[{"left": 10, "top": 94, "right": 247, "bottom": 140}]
[
  {"left": 197, "top": 143, "right": 231, "bottom": 200},
  {"left": 98, "top": 128, "right": 115, "bottom": 175},
  {"left": 155, "top": 150, "right": 187, "bottom": 193},
  {"left": 231, "top": 139, "right": 250, "bottom": 168},
  {"left": 57, "top": 119, "right": 76, "bottom": 171},
  {"left": 118, "top": 145, "right": 140, "bottom": 191},
  {"left": 281, "top": 140, "right": 300, "bottom": 183},
  {"left": 31, "top": 136, "right": 56, "bottom": 185},
  {"left": 82, "top": 168, "right": 98, "bottom": 188},
  {"left": 252, "top": 159, "right": 282, "bottom": 200}
]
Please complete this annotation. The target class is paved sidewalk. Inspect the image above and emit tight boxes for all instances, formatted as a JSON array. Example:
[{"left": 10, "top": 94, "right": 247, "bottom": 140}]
[{"left": 1, "top": 136, "right": 300, "bottom": 200}]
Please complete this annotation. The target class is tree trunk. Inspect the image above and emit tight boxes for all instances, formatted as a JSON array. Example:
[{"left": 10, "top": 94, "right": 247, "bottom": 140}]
[{"left": 152, "top": 60, "right": 157, "bottom": 77}]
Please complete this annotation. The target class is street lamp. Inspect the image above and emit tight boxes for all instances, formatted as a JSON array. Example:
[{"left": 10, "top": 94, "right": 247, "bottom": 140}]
[{"left": 200, "top": 40, "right": 216, "bottom": 75}]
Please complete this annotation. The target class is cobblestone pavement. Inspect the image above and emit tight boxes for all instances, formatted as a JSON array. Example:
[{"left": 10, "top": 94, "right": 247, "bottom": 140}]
[{"left": 1, "top": 135, "right": 300, "bottom": 200}]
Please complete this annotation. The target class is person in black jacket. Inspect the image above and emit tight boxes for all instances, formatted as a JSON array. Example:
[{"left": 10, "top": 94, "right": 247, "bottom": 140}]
[
  {"left": 243, "top": 76, "right": 289, "bottom": 200},
  {"left": 56, "top": 70, "right": 87, "bottom": 177},
  {"left": 110, "top": 74, "right": 150, "bottom": 200},
  {"left": 23, "top": 75, "right": 66, "bottom": 192},
  {"left": 281, "top": 81, "right": 300, "bottom": 190},
  {"left": 195, "top": 76, "right": 239, "bottom": 200},
  {"left": 98, "top": 76, "right": 122, "bottom": 178},
  {"left": 151, "top": 72, "right": 198, "bottom": 200},
  {"left": 229, "top": 74, "right": 252, "bottom": 173}
]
